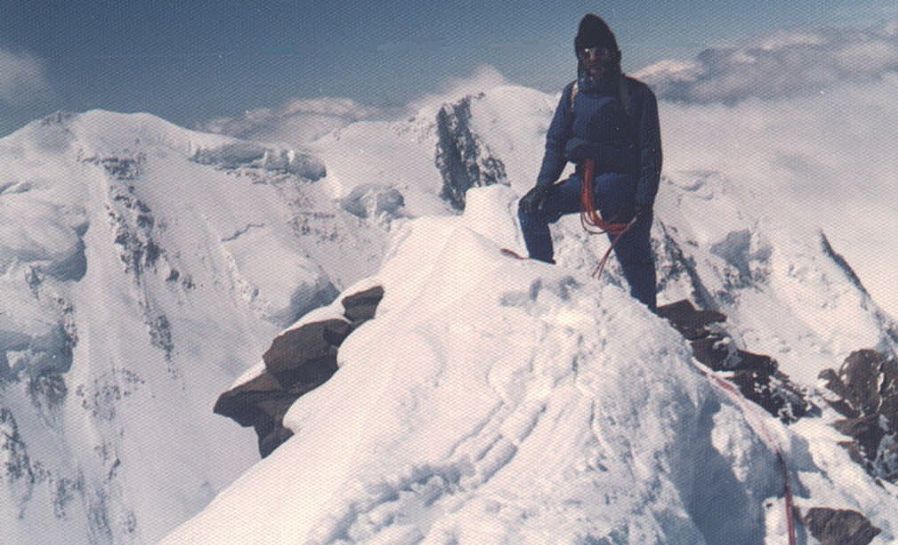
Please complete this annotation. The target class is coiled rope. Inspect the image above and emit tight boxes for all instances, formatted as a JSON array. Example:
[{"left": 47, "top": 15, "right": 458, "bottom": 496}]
[{"left": 579, "top": 158, "right": 637, "bottom": 278}]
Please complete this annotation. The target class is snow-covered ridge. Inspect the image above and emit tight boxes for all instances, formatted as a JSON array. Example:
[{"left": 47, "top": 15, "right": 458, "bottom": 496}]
[
  {"left": 163, "top": 187, "right": 898, "bottom": 545},
  {"left": 165, "top": 75, "right": 898, "bottom": 543}
]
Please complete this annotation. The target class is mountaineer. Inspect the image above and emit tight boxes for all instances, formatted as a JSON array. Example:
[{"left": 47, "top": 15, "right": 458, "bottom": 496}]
[{"left": 518, "top": 13, "right": 662, "bottom": 311}]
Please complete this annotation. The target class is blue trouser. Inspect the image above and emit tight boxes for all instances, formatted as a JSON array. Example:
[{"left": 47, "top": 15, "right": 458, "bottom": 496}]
[{"left": 518, "top": 173, "right": 657, "bottom": 311}]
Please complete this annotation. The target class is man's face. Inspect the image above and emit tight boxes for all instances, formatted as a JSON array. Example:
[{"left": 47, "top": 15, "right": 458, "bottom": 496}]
[{"left": 579, "top": 46, "right": 615, "bottom": 79}]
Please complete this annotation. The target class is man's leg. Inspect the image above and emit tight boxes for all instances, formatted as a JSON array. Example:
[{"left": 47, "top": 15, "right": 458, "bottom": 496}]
[
  {"left": 610, "top": 210, "right": 657, "bottom": 311},
  {"left": 518, "top": 177, "right": 584, "bottom": 263}
]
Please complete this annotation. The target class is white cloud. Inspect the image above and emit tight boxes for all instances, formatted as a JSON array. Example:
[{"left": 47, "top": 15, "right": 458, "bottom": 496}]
[
  {"left": 201, "top": 97, "right": 385, "bottom": 147},
  {"left": 635, "top": 20, "right": 898, "bottom": 103},
  {"left": 661, "top": 72, "right": 898, "bottom": 317},
  {"left": 203, "top": 65, "right": 511, "bottom": 146},
  {"left": 0, "top": 48, "right": 50, "bottom": 104},
  {"left": 406, "top": 65, "right": 509, "bottom": 114}
]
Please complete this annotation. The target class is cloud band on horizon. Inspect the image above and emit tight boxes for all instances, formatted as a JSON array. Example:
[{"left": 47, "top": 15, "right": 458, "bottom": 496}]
[{"left": 634, "top": 19, "right": 898, "bottom": 103}]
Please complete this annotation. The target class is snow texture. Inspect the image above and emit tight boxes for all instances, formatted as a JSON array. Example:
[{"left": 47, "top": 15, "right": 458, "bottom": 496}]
[
  {"left": 0, "top": 109, "right": 394, "bottom": 544},
  {"left": 3, "top": 51, "right": 898, "bottom": 544},
  {"left": 162, "top": 187, "right": 898, "bottom": 545}
]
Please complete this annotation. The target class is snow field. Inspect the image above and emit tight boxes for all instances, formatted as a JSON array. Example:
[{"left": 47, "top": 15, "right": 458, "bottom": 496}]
[
  {"left": 0, "top": 109, "right": 382, "bottom": 544},
  {"left": 162, "top": 187, "right": 797, "bottom": 545}
]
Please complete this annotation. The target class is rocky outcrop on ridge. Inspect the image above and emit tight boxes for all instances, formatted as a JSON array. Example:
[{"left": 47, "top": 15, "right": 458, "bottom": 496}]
[
  {"left": 819, "top": 349, "right": 898, "bottom": 482},
  {"left": 214, "top": 286, "right": 384, "bottom": 457},
  {"left": 657, "top": 299, "right": 812, "bottom": 423},
  {"left": 435, "top": 95, "right": 507, "bottom": 210},
  {"left": 803, "top": 507, "right": 881, "bottom": 545}
]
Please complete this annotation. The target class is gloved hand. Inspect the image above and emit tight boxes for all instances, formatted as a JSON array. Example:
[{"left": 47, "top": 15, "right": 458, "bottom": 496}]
[
  {"left": 519, "top": 185, "right": 551, "bottom": 214},
  {"left": 564, "top": 137, "right": 591, "bottom": 162}
]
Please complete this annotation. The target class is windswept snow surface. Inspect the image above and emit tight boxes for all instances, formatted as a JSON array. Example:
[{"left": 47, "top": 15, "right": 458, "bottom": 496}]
[
  {"left": 5, "top": 64, "right": 898, "bottom": 544},
  {"left": 0, "top": 110, "right": 393, "bottom": 544},
  {"left": 161, "top": 187, "right": 898, "bottom": 545}
]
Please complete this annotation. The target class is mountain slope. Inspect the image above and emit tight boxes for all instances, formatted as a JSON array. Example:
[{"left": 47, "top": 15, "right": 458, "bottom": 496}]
[
  {"left": 163, "top": 79, "right": 898, "bottom": 544},
  {"left": 162, "top": 186, "right": 898, "bottom": 544},
  {"left": 0, "top": 110, "right": 393, "bottom": 544},
  {"left": 4, "top": 74, "right": 898, "bottom": 544}
]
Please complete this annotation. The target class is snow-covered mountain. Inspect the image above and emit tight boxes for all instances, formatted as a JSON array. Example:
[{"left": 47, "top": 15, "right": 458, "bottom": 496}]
[
  {"left": 161, "top": 184, "right": 898, "bottom": 545},
  {"left": 0, "top": 109, "right": 406, "bottom": 544},
  {"left": 3, "top": 72, "right": 898, "bottom": 544}
]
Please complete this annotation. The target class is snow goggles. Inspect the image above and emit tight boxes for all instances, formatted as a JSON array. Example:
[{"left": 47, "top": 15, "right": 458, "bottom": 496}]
[{"left": 578, "top": 46, "right": 614, "bottom": 62}]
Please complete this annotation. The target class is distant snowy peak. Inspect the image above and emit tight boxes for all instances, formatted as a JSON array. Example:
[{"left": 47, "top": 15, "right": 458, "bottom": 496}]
[
  {"left": 8, "top": 109, "right": 327, "bottom": 181},
  {"left": 201, "top": 96, "right": 389, "bottom": 148},
  {"left": 14, "top": 109, "right": 227, "bottom": 156},
  {"left": 0, "top": 108, "right": 396, "bottom": 544}
]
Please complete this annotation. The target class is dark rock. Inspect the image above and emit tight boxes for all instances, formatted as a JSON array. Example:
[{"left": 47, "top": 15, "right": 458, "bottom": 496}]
[
  {"left": 803, "top": 507, "right": 880, "bottom": 545},
  {"left": 878, "top": 441, "right": 898, "bottom": 481},
  {"left": 263, "top": 319, "right": 351, "bottom": 386},
  {"left": 214, "top": 371, "right": 294, "bottom": 427},
  {"left": 658, "top": 299, "right": 812, "bottom": 424},
  {"left": 730, "top": 369, "right": 809, "bottom": 423},
  {"left": 820, "top": 233, "right": 870, "bottom": 297},
  {"left": 819, "top": 368, "right": 860, "bottom": 417},
  {"left": 839, "top": 441, "right": 869, "bottom": 467},
  {"left": 877, "top": 360, "right": 898, "bottom": 425},
  {"left": 341, "top": 285, "right": 385, "bottom": 324},
  {"left": 833, "top": 415, "right": 886, "bottom": 460},
  {"left": 821, "top": 349, "right": 898, "bottom": 481},
  {"left": 101, "top": 155, "right": 143, "bottom": 181},
  {"left": 839, "top": 350, "right": 889, "bottom": 415},
  {"left": 28, "top": 372, "right": 68, "bottom": 411},
  {"left": 214, "top": 365, "right": 336, "bottom": 459},
  {"left": 826, "top": 398, "right": 860, "bottom": 419},
  {"left": 819, "top": 368, "right": 849, "bottom": 400},
  {"left": 656, "top": 299, "right": 725, "bottom": 340},
  {"left": 341, "top": 185, "right": 405, "bottom": 220},
  {"left": 690, "top": 332, "right": 734, "bottom": 370},
  {"left": 734, "top": 351, "right": 778, "bottom": 374},
  {"left": 256, "top": 421, "right": 295, "bottom": 458},
  {"left": 217, "top": 286, "right": 385, "bottom": 457},
  {"left": 435, "top": 95, "right": 507, "bottom": 210}
]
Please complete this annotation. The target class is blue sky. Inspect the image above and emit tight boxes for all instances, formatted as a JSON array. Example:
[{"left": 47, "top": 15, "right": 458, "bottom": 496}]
[{"left": 0, "top": 1, "right": 893, "bottom": 136}]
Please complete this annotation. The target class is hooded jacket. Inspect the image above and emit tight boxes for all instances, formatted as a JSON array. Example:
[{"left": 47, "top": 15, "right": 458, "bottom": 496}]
[{"left": 536, "top": 75, "right": 663, "bottom": 209}]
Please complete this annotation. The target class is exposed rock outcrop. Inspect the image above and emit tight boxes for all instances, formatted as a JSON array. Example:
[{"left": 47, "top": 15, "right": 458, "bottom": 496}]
[
  {"left": 191, "top": 141, "right": 326, "bottom": 180},
  {"left": 803, "top": 507, "right": 881, "bottom": 545},
  {"left": 819, "top": 349, "right": 898, "bottom": 481},
  {"left": 340, "top": 184, "right": 405, "bottom": 221},
  {"left": 657, "top": 299, "right": 812, "bottom": 423},
  {"left": 435, "top": 95, "right": 507, "bottom": 210},
  {"left": 214, "top": 286, "right": 384, "bottom": 457}
]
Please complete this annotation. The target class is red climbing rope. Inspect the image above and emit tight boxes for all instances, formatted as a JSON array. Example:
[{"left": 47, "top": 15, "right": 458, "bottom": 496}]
[
  {"left": 579, "top": 159, "right": 637, "bottom": 278},
  {"left": 702, "top": 369, "right": 798, "bottom": 545},
  {"left": 580, "top": 152, "right": 795, "bottom": 540}
]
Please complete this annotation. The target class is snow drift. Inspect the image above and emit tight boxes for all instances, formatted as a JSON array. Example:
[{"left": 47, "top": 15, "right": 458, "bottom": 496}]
[
  {"left": 161, "top": 187, "right": 898, "bottom": 545},
  {"left": 0, "top": 109, "right": 393, "bottom": 545}
]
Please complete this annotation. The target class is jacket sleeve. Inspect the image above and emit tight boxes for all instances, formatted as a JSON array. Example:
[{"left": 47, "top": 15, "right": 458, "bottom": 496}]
[
  {"left": 535, "top": 84, "right": 573, "bottom": 187},
  {"left": 635, "top": 86, "right": 663, "bottom": 207}
]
